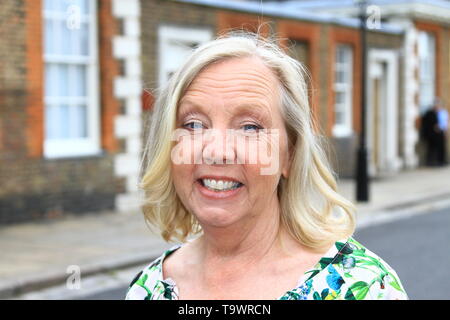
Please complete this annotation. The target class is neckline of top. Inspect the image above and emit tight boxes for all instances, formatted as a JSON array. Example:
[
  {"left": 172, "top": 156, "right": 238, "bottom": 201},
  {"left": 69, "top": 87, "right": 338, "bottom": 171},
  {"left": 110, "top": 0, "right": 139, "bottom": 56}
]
[{"left": 156, "top": 238, "right": 348, "bottom": 299}]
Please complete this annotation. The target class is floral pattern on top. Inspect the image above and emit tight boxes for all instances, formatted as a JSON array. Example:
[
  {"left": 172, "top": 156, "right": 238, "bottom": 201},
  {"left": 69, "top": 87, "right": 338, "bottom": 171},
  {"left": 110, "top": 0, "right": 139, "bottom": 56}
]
[{"left": 125, "top": 237, "right": 408, "bottom": 300}]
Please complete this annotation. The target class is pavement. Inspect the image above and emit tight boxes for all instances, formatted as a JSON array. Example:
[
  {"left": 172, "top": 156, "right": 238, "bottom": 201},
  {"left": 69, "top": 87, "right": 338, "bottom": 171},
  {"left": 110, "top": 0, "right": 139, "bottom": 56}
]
[{"left": 1, "top": 165, "right": 450, "bottom": 299}]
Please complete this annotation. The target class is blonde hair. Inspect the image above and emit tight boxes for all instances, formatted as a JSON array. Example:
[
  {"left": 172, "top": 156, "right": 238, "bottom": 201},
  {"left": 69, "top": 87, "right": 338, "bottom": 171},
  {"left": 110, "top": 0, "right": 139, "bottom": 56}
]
[{"left": 141, "top": 31, "right": 355, "bottom": 251}]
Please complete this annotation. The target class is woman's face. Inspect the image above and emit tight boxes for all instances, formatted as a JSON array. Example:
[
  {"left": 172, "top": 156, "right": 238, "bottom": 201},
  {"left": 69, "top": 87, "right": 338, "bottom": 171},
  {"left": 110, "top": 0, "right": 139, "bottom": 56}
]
[{"left": 171, "top": 56, "right": 291, "bottom": 229}]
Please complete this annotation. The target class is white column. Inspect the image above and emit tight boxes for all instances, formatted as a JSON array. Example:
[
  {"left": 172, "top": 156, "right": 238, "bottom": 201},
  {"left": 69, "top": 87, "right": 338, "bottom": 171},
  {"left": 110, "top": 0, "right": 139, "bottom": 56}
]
[
  {"left": 112, "top": 0, "right": 143, "bottom": 213},
  {"left": 403, "top": 24, "right": 420, "bottom": 168},
  {"left": 390, "top": 18, "right": 420, "bottom": 169}
]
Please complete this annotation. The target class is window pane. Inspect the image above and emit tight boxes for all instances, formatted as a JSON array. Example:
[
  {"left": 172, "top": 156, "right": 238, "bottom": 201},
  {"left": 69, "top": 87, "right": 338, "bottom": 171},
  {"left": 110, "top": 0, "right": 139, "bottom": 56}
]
[
  {"left": 46, "top": 104, "right": 88, "bottom": 140},
  {"left": 80, "top": 23, "right": 89, "bottom": 56},
  {"left": 334, "top": 44, "right": 353, "bottom": 134},
  {"left": 44, "top": 0, "right": 63, "bottom": 12},
  {"left": 418, "top": 32, "right": 434, "bottom": 57},
  {"left": 59, "top": 64, "right": 70, "bottom": 96},
  {"left": 78, "top": 105, "right": 87, "bottom": 138},
  {"left": 43, "top": 0, "right": 52, "bottom": 11},
  {"left": 337, "top": 47, "right": 343, "bottom": 63},
  {"left": 337, "top": 45, "right": 352, "bottom": 65},
  {"left": 337, "top": 46, "right": 346, "bottom": 63},
  {"left": 418, "top": 31, "right": 436, "bottom": 112},
  {"left": 335, "top": 92, "right": 345, "bottom": 105},
  {"left": 45, "top": 104, "right": 57, "bottom": 139},
  {"left": 46, "top": 104, "right": 70, "bottom": 139},
  {"left": 74, "top": 0, "right": 89, "bottom": 14},
  {"left": 60, "top": 19, "right": 72, "bottom": 55},
  {"left": 335, "top": 110, "right": 345, "bottom": 126},
  {"left": 45, "top": 63, "right": 58, "bottom": 97},
  {"left": 72, "top": 23, "right": 89, "bottom": 56},
  {"left": 69, "top": 105, "right": 87, "bottom": 138},
  {"left": 44, "top": 19, "right": 54, "bottom": 55},
  {"left": 72, "top": 65, "right": 87, "bottom": 97},
  {"left": 59, "top": 104, "right": 70, "bottom": 139},
  {"left": 336, "top": 69, "right": 345, "bottom": 84}
]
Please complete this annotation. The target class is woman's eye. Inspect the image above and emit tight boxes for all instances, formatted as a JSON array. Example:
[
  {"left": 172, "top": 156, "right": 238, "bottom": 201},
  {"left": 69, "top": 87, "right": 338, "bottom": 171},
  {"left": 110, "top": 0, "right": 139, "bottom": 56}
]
[
  {"left": 183, "top": 121, "right": 203, "bottom": 130},
  {"left": 242, "top": 124, "right": 261, "bottom": 132}
]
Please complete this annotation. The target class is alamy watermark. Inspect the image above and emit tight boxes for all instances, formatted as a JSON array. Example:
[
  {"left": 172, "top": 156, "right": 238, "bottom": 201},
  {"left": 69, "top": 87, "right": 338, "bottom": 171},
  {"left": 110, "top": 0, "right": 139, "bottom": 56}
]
[
  {"left": 366, "top": 5, "right": 381, "bottom": 30},
  {"left": 66, "top": 265, "right": 81, "bottom": 290},
  {"left": 66, "top": 1, "right": 81, "bottom": 30},
  {"left": 171, "top": 128, "right": 281, "bottom": 176}
]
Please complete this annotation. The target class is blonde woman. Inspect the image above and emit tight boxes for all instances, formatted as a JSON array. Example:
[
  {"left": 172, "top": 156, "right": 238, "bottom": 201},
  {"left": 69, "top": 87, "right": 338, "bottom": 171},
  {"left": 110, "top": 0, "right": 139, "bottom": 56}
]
[{"left": 126, "top": 33, "right": 407, "bottom": 300}]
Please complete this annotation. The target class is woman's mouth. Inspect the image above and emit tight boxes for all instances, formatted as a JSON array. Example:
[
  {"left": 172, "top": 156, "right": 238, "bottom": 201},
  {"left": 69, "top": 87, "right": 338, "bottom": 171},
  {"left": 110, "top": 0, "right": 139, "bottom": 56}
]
[
  {"left": 198, "top": 179, "right": 243, "bottom": 192},
  {"left": 195, "top": 177, "right": 244, "bottom": 200}
]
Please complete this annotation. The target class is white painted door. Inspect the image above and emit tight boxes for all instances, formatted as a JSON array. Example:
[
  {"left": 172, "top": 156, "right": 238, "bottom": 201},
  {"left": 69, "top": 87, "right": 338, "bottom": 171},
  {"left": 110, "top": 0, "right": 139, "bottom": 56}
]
[{"left": 367, "top": 49, "right": 402, "bottom": 176}]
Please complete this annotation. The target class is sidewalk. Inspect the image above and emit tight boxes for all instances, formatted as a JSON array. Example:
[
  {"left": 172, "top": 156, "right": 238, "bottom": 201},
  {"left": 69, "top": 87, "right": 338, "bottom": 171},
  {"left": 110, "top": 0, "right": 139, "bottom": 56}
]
[{"left": 1, "top": 166, "right": 450, "bottom": 299}]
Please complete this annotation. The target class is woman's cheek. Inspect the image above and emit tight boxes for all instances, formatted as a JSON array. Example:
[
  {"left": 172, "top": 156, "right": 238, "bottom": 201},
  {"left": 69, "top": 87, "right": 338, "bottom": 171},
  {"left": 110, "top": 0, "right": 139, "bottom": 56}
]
[
  {"left": 234, "top": 133, "right": 281, "bottom": 176},
  {"left": 258, "top": 130, "right": 281, "bottom": 176},
  {"left": 171, "top": 132, "right": 204, "bottom": 166}
]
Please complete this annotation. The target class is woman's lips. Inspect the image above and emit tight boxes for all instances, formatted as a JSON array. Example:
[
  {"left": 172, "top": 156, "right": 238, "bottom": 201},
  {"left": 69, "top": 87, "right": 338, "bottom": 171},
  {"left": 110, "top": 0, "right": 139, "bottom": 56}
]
[{"left": 195, "top": 179, "right": 244, "bottom": 199}]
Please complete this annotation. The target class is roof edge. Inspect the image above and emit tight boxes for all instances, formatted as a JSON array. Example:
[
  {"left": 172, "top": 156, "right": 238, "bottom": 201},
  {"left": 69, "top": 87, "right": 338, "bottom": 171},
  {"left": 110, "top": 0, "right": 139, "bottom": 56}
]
[{"left": 173, "top": 0, "right": 404, "bottom": 34}]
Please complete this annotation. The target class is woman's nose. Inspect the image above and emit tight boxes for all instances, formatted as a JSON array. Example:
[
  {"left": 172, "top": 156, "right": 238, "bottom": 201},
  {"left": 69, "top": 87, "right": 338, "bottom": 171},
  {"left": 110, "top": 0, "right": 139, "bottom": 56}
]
[{"left": 202, "top": 129, "right": 236, "bottom": 165}]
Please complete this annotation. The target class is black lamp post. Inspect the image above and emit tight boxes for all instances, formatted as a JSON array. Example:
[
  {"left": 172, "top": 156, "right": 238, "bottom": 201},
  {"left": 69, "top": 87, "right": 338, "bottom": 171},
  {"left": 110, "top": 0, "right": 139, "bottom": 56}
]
[{"left": 355, "top": 0, "right": 369, "bottom": 202}]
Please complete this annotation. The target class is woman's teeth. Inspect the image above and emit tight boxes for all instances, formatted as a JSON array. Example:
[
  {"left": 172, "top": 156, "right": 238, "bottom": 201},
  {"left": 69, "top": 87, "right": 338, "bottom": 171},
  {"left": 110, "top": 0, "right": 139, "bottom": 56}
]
[{"left": 201, "top": 179, "right": 242, "bottom": 191}]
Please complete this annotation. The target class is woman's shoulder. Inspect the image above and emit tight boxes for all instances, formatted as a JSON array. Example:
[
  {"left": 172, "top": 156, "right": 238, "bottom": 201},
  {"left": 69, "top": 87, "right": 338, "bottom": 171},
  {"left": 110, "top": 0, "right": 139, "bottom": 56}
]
[
  {"left": 125, "top": 244, "right": 182, "bottom": 300},
  {"left": 299, "top": 236, "right": 408, "bottom": 300}
]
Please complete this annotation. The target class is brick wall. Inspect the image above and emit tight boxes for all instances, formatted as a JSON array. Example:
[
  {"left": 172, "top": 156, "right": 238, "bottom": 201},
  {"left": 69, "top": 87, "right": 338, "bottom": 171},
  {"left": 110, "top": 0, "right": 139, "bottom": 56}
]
[
  {"left": 0, "top": 0, "right": 27, "bottom": 160},
  {"left": 0, "top": 0, "right": 122, "bottom": 224},
  {"left": 25, "top": 0, "right": 44, "bottom": 158},
  {"left": 99, "top": 0, "right": 120, "bottom": 153},
  {"left": 277, "top": 20, "right": 321, "bottom": 130}
]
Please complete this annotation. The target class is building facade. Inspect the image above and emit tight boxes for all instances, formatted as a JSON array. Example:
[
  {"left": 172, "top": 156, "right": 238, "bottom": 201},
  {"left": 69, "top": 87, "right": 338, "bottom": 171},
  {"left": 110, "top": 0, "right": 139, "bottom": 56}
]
[
  {"left": 141, "top": 0, "right": 404, "bottom": 178},
  {"left": 286, "top": 0, "right": 450, "bottom": 170},
  {"left": 1, "top": 0, "right": 449, "bottom": 224},
  {"left": 0, "top": 0, "right": 142, "bottom": 224}
]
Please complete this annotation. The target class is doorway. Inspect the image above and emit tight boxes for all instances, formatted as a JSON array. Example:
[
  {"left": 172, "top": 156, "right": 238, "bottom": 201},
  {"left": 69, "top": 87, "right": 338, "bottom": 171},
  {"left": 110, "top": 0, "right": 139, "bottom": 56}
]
[{"left": 367, "top": 49, "right": 402, "bottom": 177}]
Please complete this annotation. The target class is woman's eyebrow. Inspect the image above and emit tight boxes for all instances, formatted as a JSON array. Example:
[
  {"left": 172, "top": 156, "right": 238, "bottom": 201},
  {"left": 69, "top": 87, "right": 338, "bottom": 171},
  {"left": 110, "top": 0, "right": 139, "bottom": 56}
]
[
  {"left": 178, "top": 99, "right": 273, "bottom": 124},
  {"left": 177, "top": 99, "right": 208, "bottom": 117},
  {"left": 232, "top": 104, "right": 272, "bottom": 125}
]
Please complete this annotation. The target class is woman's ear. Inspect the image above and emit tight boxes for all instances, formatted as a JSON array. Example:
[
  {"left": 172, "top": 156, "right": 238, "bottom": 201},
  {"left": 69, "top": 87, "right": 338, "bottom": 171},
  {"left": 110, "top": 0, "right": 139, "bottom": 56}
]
[
  {"left": 281, "top": 128, "right": 296, "bottom": 179},
  {"left": 281, "top": 162, "right": 290, "bottom": 179},
  {"left": 281, "top": 150, "right": 292, "bottom": 179},
  {"left": 283, "top": 134, "right": 297, "bottom": 179}
]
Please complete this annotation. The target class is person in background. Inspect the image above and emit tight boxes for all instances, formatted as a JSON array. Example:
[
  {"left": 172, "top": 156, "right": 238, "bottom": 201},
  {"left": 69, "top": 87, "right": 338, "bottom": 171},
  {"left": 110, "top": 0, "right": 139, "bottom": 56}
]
[
  {"left": 421, "top": 101, "right": 441, "bottom": 166},
  {"left": 435, "top": 98, "right": 448, "bottom": 165}
]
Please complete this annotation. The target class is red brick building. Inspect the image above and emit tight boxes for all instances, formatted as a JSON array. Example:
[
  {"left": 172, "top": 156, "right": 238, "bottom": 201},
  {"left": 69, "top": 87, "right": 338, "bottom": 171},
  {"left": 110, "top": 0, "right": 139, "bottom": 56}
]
[
  {"left": 0, "top": 0, "right": 141, "bottom": 223},
  {"left": 1, "top": 0, "right": 449, "bottom": 224}
]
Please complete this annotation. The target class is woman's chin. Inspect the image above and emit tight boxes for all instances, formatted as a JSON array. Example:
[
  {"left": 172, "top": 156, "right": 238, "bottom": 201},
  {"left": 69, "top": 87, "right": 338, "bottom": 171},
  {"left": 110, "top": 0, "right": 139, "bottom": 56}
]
[
  {"left": 189, "top": 180, "right": 249, "bottom": 227},
  {"left": 194, "top": 207, "right": 244, "bottom": 228}
]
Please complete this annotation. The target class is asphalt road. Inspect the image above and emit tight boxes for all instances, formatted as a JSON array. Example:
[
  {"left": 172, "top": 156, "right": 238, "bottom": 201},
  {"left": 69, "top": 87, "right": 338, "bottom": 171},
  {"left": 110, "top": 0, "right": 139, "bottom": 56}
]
[
  {"left": 79, "top": 205, "right": 450, "bottom": 300},
  {"left": 353, "top": 205, "right": 450, "bottom": 300}
]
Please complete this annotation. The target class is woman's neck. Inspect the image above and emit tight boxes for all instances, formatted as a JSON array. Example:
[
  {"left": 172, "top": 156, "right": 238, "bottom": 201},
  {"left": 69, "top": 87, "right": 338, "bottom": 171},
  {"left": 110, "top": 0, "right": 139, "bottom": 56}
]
[{"left": 195, "top": 197, "right": 288, "bottom": 270}]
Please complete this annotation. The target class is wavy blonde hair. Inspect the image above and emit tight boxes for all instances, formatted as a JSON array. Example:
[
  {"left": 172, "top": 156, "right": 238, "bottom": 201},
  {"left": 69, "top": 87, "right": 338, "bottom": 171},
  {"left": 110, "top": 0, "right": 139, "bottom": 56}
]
[{"left": 140, "top": 32, "right": 355, "bottom": 251}]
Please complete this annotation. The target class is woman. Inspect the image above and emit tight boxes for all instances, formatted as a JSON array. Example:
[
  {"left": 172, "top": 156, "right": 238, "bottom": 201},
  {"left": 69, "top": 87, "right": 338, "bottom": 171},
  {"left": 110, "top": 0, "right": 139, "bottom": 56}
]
[{"left": 126, "top": 33, "right": 407, "bottom": 300}]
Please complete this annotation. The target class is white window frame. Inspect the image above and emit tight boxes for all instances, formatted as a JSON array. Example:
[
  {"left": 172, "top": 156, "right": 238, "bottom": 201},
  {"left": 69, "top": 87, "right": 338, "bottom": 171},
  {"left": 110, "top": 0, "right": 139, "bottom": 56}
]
[
  {"left": 333, "top": 44, "right": 354, "bottom": 138},
  {"left": 158, "top": 25, "right": 213, "bottom": 87},
  {"left": 418, "top": 31, "right": 436, "bottom": 113},
  {"left": 43, "top": 0, "right": 100, "bottom": 159}
]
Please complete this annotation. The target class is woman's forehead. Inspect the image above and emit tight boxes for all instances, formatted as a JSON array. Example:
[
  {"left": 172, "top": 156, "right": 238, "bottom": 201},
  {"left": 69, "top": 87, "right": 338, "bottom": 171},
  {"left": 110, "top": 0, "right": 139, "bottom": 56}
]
[{"left": 181, "top": 57, "right": 280, "bottom": 107}]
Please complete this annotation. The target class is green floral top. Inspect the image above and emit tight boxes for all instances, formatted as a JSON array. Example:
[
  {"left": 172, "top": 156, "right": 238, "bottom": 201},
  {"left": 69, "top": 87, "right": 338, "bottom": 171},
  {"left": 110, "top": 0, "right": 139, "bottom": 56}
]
[{"left": 125, "top": 237, "right": 408, "bottom": 300}]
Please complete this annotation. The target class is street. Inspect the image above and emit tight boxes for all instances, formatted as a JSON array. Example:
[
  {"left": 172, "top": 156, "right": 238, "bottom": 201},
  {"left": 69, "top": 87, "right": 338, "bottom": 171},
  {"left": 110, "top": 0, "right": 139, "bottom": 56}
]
[
  {"left": 75, "top": 205, "right": 450, "bottom": 300},
  {"left": 354, "top": 205, "right": 450, "bottom": 300}
]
